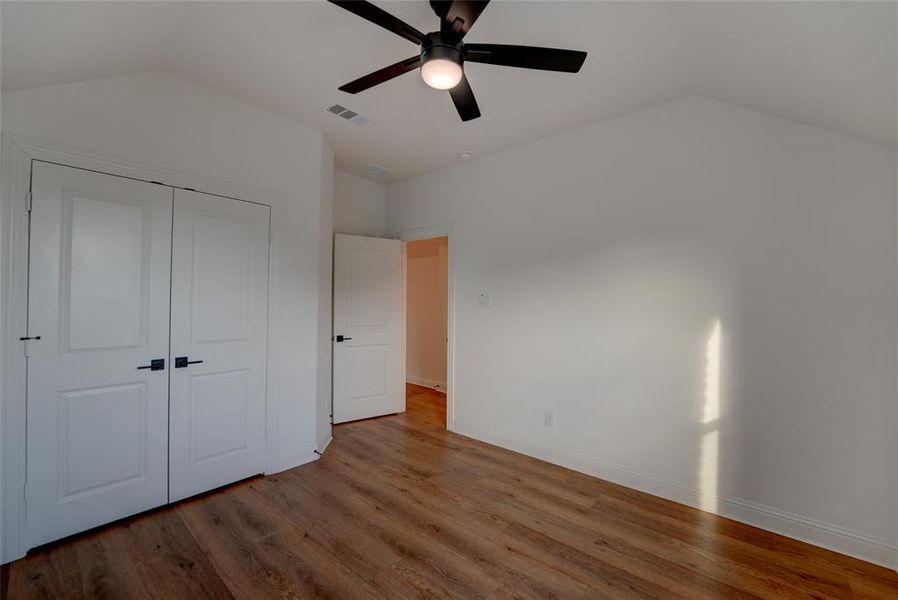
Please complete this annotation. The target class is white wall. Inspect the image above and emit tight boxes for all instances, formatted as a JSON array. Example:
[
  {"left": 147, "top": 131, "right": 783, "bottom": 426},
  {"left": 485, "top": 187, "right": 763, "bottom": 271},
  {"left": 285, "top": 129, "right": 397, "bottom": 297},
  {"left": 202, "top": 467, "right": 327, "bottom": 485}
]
[
  {"left": 1, "top": 71, "right": 331, "bottom": 473},
  {"left": 387, "top": 97, "right": 898, "bottom": 566},
  {"left": 334, "top": 170, "right": 388, "bottom": 237},
  {"left": 406, "top": 237, "right": 448, "bottom": 390}
]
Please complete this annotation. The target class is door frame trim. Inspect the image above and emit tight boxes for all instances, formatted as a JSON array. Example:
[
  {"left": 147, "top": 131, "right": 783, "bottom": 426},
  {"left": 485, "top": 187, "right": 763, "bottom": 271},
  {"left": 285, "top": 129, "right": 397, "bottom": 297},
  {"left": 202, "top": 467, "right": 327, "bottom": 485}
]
[
  {"left": 0, "top": 134, "right": 280, "bottom": 563},
  {"left": 394, "top": 224, "right": 456, "bottom": 431}
]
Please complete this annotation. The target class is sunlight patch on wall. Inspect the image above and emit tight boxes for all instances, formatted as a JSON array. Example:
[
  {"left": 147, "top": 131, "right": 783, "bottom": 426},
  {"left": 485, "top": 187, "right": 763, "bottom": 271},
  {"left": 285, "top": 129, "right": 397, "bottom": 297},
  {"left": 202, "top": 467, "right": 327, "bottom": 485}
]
[
  {"left": 699, "top": 319, "right": 722, "bottom": 512},
  {"left": 703, "top": 320, "right": 721, "bottom": 425}
]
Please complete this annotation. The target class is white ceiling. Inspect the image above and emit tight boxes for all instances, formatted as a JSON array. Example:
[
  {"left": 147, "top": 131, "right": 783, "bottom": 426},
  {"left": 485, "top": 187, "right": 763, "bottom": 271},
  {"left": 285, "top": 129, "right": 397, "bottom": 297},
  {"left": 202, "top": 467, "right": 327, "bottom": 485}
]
[{"left": 2, "top": 1, "right": 895, "bottom": 183}]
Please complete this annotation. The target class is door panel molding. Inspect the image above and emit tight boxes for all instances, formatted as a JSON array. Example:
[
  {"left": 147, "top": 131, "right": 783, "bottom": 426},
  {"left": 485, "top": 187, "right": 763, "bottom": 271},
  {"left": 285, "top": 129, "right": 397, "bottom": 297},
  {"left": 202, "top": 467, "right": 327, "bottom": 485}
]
[
  {"left": 0, "top": 135, "right": 283, "bottom": 564},
  {"left": 57, "top": 381, "right": 149, "bottom": 500},
  {"left": 60, "top": 190, "right": 153, "bottom": 353},
  {"left": 188, "top": 369, "right": 250, "bottom": 464},
  {"left": 191, "top": 209, "right": 253, "bottom": 344}
]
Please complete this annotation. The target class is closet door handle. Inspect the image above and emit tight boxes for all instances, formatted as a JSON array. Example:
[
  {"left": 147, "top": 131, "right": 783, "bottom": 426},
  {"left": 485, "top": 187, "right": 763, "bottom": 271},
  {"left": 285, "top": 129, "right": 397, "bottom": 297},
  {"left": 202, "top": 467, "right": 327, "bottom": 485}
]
[
  {"left": 137, "top": 359, "right": 165, "bottom": 371},
  {"left": 174, "top": 356, "right": 204, "bottom": 368}
]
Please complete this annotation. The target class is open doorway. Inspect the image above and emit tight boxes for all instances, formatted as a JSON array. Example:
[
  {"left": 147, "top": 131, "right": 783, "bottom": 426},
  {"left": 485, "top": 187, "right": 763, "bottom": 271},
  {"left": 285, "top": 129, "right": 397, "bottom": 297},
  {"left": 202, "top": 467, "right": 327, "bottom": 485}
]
[{"left": 405, "top": 236, "right": 448, "bottom": 428}]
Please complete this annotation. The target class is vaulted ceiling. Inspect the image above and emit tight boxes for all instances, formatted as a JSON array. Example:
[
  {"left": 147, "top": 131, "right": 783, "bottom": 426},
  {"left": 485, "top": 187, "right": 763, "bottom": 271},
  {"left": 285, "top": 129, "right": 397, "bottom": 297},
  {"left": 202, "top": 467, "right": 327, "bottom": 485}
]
[{"left": 2, "top": 1, "right": 895, "bottom": 183}]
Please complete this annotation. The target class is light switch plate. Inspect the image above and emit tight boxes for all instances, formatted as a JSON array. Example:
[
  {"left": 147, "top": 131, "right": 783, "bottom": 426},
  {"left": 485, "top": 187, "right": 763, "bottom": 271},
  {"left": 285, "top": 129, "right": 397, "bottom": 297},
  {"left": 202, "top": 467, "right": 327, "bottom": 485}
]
[{"left": 478, "top": 293, "right": 491, "bottom": 307}]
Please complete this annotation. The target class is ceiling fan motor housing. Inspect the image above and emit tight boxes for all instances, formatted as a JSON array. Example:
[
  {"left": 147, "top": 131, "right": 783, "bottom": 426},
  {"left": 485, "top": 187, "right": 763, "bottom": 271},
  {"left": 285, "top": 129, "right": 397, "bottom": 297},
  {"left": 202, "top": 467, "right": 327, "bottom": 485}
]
[{"left": 421, "top": 32, "right": 463, "bottom": 68}]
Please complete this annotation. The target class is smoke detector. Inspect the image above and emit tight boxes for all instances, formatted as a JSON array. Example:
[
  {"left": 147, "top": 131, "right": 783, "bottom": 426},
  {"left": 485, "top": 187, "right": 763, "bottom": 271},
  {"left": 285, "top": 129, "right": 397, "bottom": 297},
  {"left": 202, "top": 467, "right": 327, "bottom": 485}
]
[{"left": 458, "top": 151, "right": 473, "bottom": 162}]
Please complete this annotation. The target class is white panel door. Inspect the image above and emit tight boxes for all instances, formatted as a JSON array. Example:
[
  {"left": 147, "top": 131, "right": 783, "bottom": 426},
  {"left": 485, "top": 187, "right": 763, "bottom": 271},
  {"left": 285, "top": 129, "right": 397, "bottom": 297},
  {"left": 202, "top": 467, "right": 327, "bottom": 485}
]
[
  {"left": 333, "top": 234, "right": 403, "bottom": 423},
  {"left": 26, "top": 161, "right": 173, "bottom": 548},
  {"left": 168, "top": 189, "right": 270, "bottom": 502}
]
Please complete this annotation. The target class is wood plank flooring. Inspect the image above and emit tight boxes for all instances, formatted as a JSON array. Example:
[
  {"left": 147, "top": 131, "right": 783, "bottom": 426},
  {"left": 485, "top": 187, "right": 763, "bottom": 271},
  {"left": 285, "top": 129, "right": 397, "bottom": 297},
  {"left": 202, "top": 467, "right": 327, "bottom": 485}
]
[{"left": 3, "top": 383, "right": 897, "bottom": 599}]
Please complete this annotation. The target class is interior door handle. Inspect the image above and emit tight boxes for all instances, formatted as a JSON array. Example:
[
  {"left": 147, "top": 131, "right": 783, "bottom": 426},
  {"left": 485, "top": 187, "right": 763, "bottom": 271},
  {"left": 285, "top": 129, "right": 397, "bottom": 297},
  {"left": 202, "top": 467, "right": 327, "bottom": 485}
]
[
  {"left": 174, "top": 356, "right": 204, "bottom": 368},
  {"left": 137, "top": 358, "right": 165, "bottom": 371},
  {"left": 334, "top": 335, "right": 353, "bottom": 342}
]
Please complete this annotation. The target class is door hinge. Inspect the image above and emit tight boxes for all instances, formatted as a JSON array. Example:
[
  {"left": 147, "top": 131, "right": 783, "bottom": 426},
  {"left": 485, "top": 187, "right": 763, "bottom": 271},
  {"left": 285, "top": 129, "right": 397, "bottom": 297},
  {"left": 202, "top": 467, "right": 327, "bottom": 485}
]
[{"left": 26, "top": 192, "right": 33, "bottom": 212}]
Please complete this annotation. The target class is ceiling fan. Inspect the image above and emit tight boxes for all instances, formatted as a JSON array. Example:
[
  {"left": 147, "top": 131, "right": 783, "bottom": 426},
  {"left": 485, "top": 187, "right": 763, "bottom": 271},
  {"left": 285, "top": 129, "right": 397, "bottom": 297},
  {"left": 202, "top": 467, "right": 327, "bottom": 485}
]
[{"left": 328, "top": 0, "right": 587, "bottom": 122}]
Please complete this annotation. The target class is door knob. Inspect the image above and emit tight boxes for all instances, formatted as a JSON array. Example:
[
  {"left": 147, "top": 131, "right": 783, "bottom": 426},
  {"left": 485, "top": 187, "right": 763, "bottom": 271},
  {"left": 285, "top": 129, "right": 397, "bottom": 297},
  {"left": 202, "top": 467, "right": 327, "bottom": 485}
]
[
  {"left": 137, "top": 358, "right": 165, "bottom": 371},
  {"left": 174, "top": 356, "right": 204, "bottom": 368},
  {"left": 334, "top": 335, "right": 353, "bottom": 342}
]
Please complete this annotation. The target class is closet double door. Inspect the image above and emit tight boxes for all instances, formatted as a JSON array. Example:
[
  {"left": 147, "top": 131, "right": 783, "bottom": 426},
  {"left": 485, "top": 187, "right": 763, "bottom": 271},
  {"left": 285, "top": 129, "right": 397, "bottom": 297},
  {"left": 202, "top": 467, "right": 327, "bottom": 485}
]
[{"left": 25, "top": 161, "right": 270, "bottom": 549}]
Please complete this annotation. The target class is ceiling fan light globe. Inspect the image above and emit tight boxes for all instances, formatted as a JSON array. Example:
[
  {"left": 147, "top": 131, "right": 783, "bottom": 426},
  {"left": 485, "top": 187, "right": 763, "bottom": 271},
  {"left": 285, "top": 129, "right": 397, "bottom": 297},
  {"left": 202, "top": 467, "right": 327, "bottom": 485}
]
[{"left": 421, "top": 58, "right": 463, "bottom": 90}]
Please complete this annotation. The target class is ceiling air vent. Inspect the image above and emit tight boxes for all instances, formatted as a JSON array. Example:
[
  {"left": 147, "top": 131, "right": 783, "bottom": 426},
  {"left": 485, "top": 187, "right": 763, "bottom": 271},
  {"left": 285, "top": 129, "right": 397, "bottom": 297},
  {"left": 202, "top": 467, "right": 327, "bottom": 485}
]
[
  {"left": 367, "top": 164, "right": 391, "bottom": 177},
  {"left": 326, "top": 104, "right": 368, "bottom": 125}
]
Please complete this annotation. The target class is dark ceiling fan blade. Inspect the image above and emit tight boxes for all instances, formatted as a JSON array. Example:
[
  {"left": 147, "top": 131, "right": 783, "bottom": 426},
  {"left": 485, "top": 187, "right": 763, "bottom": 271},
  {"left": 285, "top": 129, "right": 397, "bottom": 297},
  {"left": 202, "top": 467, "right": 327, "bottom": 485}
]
[
  {"left": 430, "top": 0, "right": 451, "bottom": 19},
  {"left": 432, "top": 1, "right": 490, "bottom": 41},
  {"left": 329, "top": 0, "right": 425, "bottom": 45},
  {"left": 339, "top": 56, "right": 422, "bottom": 94},
  {"left": 464, "top": 43, "right": 586, "bottom": 73},
  {"left": 448, "top": 74, "right": 480, "bottom": 121}
]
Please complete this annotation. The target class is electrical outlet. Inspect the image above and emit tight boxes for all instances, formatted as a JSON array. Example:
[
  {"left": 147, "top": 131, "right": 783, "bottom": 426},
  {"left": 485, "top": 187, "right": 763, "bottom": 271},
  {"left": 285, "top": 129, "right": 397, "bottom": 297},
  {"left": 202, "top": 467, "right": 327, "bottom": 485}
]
[{"left": 544, "top": 411, "right": 555, "bottom": 428}]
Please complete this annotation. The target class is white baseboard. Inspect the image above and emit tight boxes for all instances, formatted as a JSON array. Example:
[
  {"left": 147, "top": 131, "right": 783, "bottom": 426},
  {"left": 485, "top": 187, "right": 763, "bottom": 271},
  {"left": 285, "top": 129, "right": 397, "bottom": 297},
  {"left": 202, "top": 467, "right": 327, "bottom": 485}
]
[
  {"left": 406, "top": 375, "right": 447, "bottom": 393},
  {"left": 452, "top": 420, "right": 897, "bottom": 570},
  {"left": 317, "top": 435, "right": 333, "bottom": 455}
]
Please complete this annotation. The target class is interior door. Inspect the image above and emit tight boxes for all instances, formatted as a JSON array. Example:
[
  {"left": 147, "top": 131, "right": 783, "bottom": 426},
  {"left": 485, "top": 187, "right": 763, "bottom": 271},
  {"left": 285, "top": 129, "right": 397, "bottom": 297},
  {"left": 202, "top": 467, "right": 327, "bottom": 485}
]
[
  {"left": 26, "top": 161, "right": 173, "bottom": 548},
  {"left": 168, "top": 188, "right": 270, "bottom": 502},
  {"left": 332, "top": 234, "right": 403, "bottom": 423}
]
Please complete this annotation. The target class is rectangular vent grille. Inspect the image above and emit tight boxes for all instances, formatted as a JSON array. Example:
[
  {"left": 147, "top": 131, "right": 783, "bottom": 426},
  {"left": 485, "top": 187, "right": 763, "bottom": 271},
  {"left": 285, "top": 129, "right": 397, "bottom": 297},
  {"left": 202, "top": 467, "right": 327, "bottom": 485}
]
[
  {"left": 367, "top": 164, "right": 391, "bottom": 177},
  {"left": 326, "top": 104, "right": 368, "bottom": 125}
]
